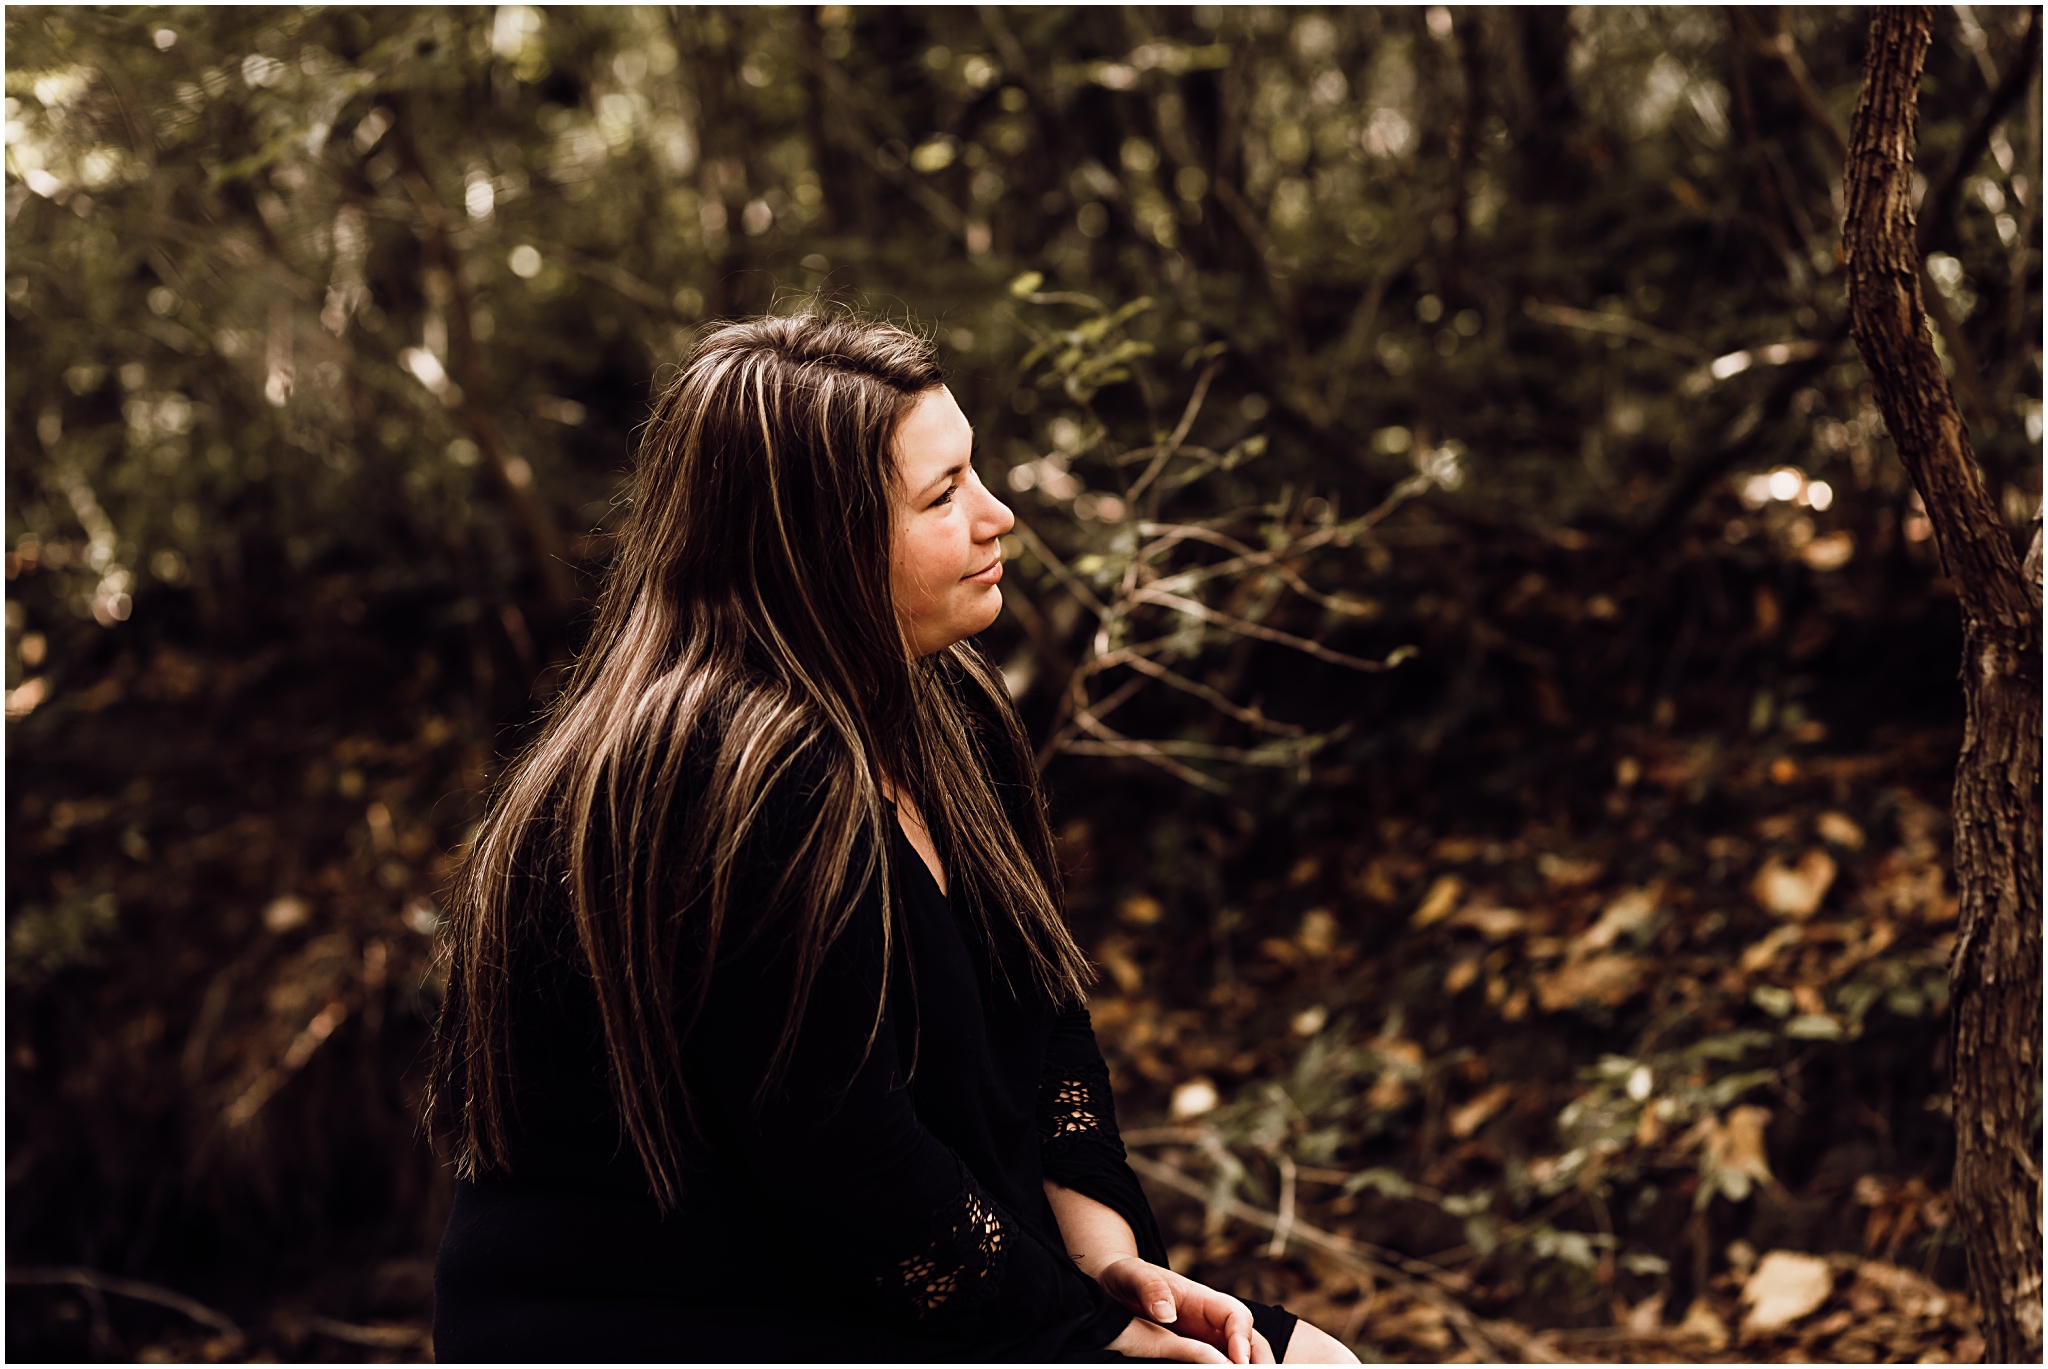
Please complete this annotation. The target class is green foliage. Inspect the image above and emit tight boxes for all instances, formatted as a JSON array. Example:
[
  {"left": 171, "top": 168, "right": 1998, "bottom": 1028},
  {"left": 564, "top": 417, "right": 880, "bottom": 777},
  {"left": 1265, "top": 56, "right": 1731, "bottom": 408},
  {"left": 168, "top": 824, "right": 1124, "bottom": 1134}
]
[{"left": 7, "top": 886, "right": 116, "bottom": 987}]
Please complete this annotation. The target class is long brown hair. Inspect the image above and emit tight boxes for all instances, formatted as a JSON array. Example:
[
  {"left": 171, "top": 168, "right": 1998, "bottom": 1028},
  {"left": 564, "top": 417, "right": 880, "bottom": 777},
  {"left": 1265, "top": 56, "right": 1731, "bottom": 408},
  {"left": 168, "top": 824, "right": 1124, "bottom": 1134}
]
[{"left": 430, "top": 312, "right": 1092, "bottom": 1209}]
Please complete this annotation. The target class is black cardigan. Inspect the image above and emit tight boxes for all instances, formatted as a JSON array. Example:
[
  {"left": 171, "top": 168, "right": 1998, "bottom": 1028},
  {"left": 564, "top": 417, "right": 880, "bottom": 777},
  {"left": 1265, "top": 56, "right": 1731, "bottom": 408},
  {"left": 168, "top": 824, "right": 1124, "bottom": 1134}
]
[{"left": 432, "top": 730, "right": 1170, "bottom": 1362}]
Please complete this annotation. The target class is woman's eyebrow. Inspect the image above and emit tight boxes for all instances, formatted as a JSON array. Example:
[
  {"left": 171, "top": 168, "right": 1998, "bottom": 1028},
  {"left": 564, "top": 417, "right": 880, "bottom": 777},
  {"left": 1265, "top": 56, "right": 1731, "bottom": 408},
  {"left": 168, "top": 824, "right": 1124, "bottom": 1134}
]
[
  {"left": 915, "top": 462, "right": 965, "bottom": 497},
  {"left": 914, "top": 434, "right": 974, "bottom": 498}
]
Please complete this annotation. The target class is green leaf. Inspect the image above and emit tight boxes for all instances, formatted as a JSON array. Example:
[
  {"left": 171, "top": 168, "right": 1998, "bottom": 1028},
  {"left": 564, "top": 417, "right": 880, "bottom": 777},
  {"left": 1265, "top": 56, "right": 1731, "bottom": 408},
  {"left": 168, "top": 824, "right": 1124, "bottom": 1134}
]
[
  {"left": 1340, "top": 1166, "right": 1414, "bottom": 1199},
  {"left": 1751, "top": 985, "right": 1795, "bottom": 1017}
]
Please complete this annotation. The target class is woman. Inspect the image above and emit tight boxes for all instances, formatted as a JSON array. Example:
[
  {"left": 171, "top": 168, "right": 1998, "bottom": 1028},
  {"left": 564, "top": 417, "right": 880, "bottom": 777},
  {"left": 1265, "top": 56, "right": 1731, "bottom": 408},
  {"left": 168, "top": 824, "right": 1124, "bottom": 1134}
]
[{"left": 430, "top": 313, "right": 1357, "bottom": 1363}]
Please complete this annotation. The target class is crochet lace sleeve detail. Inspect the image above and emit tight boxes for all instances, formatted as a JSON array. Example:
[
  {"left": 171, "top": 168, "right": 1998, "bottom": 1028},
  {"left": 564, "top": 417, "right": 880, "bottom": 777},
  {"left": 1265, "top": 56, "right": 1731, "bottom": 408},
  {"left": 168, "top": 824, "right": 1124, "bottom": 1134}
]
[
  {"left": 1040, "top": 1055, "right": 1116, "bottom": 1151},
  {"left": 877, "top": 1186, "right": 1009, "bottom": 1321}
]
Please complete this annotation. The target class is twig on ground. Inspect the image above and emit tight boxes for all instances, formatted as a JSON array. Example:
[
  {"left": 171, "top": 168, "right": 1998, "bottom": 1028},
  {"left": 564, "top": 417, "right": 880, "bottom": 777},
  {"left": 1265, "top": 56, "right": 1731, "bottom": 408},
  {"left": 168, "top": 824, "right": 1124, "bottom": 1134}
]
[
  {"left": 221, "top": 997, "right": 349, "bottom": 1128},
  {"left": 304, "top": 1315, "right": 430, "bottom": 1349},
  {"left": 1125, "top": 1153, "right": 1565, "bottom": 1362},
  {"left": 9, "top": 1266, "right": 243, "bottom": 1345},
  {"left": 1266, "top": 1153, "right": 1298, "bottom": 1258}
]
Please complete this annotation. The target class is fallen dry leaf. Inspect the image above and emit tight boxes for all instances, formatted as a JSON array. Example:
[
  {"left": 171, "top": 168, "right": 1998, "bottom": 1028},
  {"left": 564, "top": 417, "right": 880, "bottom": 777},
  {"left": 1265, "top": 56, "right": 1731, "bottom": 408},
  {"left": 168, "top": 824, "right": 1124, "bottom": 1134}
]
[
  {"left": 1740, "top": 1249, "right": 1832, "bottom": 1335},
  {"left": 1871, "top": 857, "right": 1946, "bottom": 921},
  {"left": 1676, "top": 1298, "right": 1730, "bottom": 1351},
  {"left": 1739, "top": 923, "right": 1802, "bottom": 973},
  {"left": 1118, "top": 893, "right": 1164, "bottom": 925},
  {"left": 1816, "top": 810, "right": 1865, "bottom": 849},
  {"left": 1097, "top": 935, "right": 1144, "bottom": 996},
  {"left": 1574, "top": 885, "right": 1659, "bottom": 954},
  {"left": 1365, "top": 1074, "right": 1410, "bottom": 1111},
  {"left": 263, "top": 896, "right": 311, "bottom": 932},
  {"left": 1535, "top": 953, "right": 1646, "bottom": 1012},
  {"left": 1169, "top": 1078, "right": 1218, "bottom": 1120},
  {"left": 1707, "top": 1104, "right": 1775, "bottom": 1201},
  {"left": 1537, "top": 852, "right": 1604, "bottom": 888},
  {"left": 1296, "top": 908, "right": 1338, "bottom": 956},
  {"left": 1855, "top": 1258, "right": 1950, "bottom": 1318},
  {"left": 1447, "top": 1083, "right": 1512, "bottom": 1139},
  {"left": 1753, "top": 848, "right": 1838, "bottom": 919},
  {"left": 1411, "top": 874, "right": 1464, "bottom": 928},
  {"left": 1447, "top": 904, "right": 1527, "bottom": 939}
]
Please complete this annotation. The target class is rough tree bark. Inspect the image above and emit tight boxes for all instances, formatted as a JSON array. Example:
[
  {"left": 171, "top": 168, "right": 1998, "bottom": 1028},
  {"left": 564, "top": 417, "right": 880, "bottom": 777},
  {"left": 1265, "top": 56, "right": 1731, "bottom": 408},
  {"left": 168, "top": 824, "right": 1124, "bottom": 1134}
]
[{"left": 1842, "top": 9, "right": 2043, "bottom": 1362}]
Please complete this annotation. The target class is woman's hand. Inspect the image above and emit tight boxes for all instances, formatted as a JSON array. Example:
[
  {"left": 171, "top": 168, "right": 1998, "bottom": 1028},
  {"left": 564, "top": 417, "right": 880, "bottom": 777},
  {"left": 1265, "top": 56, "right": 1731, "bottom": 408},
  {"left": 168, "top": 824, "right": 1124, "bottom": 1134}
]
[
  {"left": 1097, "top": 1255, "right": 1275, "bottom": 1364},
  {"left": 1105, "top": 1315, "right": 1234, "bottom": 1363}
]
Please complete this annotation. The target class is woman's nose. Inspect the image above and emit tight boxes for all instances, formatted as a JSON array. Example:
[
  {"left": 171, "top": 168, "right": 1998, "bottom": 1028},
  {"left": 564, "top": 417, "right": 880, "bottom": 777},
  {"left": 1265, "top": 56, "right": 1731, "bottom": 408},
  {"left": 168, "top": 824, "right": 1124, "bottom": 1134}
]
[{"left": 974, "top": 479, "right": 1015, "bottom": 541}]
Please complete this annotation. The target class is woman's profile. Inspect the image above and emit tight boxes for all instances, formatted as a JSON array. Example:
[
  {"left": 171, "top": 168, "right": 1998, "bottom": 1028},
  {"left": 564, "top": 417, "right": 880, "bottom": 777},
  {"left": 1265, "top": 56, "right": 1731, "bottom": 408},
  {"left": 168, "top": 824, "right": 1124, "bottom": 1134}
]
[{"left": 428, "top": 312, "right": 1358, "bottom": 1362}]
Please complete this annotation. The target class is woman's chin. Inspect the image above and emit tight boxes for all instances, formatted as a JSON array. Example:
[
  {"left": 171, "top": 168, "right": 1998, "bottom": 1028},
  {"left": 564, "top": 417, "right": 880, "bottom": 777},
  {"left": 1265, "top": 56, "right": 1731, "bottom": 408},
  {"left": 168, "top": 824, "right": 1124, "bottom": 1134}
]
[{"left": 973, "top": 584, "right": 1006, "bottom": 633}]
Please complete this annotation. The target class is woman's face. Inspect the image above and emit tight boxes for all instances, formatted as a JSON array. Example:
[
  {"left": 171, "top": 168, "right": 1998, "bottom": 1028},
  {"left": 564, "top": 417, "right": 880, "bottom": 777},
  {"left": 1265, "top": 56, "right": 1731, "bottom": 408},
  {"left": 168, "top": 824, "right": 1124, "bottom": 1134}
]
[{"left": 890, "top": 385, "right": 1014, "bottom": 656}]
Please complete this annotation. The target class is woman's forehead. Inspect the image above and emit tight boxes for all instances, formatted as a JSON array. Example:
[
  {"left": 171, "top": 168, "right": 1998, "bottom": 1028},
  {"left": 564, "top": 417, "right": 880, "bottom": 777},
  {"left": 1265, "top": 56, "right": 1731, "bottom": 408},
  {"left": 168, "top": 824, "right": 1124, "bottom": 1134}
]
[{"left": 894, "top": 386, "right": 973, "bottom": 486}]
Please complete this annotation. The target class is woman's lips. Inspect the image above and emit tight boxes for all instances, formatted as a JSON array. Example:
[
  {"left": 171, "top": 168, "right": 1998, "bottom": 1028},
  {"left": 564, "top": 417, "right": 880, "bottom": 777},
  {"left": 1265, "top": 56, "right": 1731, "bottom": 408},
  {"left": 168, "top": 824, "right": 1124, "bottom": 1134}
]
[{"left": 963, "top": 557, "right": 1003, "bottom": 585}]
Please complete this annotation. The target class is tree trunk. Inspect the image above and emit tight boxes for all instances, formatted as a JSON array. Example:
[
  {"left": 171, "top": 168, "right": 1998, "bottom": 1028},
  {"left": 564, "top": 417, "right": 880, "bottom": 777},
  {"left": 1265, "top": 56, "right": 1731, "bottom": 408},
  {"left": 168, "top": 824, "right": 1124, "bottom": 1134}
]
[{"left": 1843, "top": 9, "right": 2043, "bottom": 1362}]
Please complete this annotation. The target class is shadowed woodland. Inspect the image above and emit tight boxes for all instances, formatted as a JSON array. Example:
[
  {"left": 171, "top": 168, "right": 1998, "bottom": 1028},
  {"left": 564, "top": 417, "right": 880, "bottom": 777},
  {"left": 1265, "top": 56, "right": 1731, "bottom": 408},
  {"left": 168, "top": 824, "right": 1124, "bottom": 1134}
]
[{"left": 5, "top": 6, "right": 2041, "bottom": 1362}]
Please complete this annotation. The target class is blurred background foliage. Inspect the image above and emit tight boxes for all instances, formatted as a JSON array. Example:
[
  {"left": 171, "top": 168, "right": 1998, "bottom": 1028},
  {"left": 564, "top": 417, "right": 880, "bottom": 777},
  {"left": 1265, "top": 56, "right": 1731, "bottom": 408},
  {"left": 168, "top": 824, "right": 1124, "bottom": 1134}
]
[{"left": 5, "top": 5, "right": 2038, "bottom": 1361}]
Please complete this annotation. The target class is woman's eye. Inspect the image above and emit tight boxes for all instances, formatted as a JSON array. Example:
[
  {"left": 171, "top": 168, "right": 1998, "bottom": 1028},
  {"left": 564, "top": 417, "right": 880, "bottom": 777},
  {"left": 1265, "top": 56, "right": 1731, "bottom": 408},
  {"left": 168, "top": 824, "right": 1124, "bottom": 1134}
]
[{"left": 931, "top": 485, "right": 957, "bottom": 508}]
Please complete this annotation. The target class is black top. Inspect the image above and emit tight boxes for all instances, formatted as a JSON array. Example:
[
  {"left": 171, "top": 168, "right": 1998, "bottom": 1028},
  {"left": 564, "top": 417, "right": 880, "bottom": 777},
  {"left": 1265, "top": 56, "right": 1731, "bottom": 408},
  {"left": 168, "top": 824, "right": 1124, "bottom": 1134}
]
[{"left": 433, "top": 734, "right": 1170, "bottom": 1362}]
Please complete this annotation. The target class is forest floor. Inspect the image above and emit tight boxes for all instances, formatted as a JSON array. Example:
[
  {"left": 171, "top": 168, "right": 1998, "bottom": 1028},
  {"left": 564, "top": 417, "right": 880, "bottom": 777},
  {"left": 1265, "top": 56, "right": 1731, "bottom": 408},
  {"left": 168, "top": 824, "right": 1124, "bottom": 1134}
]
[
  {"left": 1058, "top": 722, "right": 1982, "bottom": 1364},
  {"left": 7, "top": 625, "right": 1980, "bottom": 1363}
]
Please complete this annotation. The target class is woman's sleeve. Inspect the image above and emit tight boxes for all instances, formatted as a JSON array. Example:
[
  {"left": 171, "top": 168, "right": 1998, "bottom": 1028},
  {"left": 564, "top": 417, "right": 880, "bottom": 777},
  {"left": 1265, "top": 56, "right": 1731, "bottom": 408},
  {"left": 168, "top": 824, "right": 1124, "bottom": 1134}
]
[
  {"left": 1039, "top": 1005, "right": 1171, "bottom": 1266},
  {"left": 685, "top": 779, "right": 1133, "bottom": 1359}
]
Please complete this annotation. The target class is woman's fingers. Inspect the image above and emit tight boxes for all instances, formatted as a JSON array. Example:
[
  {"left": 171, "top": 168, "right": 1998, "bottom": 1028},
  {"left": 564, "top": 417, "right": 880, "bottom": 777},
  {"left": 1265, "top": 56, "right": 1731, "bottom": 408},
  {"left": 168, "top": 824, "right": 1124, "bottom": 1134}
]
[
  {"left": 1167, "top": 1274, "right": 1252, "bottom": 1343},
  {"left": 1219, "top": 1298, "right": 1253, "bottom": 1362},
  {"left": 1099, "top": 1255, "right": 1182, "bottom": 1324},
  {"left": 1106, "top": 1317, "right": 1231, "bottom": 1363},
  {"left": 1248, "top": 1327, "right": 1276, "bottom": 1364}
]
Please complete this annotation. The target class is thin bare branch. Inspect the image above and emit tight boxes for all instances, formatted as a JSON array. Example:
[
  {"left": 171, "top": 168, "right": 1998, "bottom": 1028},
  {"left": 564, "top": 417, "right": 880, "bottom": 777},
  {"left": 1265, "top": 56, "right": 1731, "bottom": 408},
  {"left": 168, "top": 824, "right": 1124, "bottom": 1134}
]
[
  {"left": 1010, "top": 517, "right": 1109, "bottom": 618},
  {"left": 1112, "top": 652, "right": 1306, "bottom": 736},
  {"left": 1063, "top": 711, "right": 1233, "bottom": 795},
  {"left": 1918, "top": 8, "right": 2041, "bottom": 256},
  {"left": 1038, "top": 670, "right": 1146, "bottom": 772},
  {"left": 1522, "top": 299, "right": 1712, "bottom": 362},
  {"left": 1139, "top": 521, "right": 1374, "bottom": 615},
  {"left": 1063, "top": 738, "right": 1306, "bottom": 764},
  {"left": 1327, "top": 229, "right": 1427, "bottom": 413},
  {"left": 1209, "top": 175, "right": 1329, "bottom": 426},
  {"left": 790, "top": 25, "right": 972, "bottom": 244},
  {"left": 1132, "top": 588, "right": 1396, "bottom": 673},
  {"left": 1127, "top": 361, "right": 1222, "bottom": 506},
  {"left": 555, "top": 248, "right": 680, "bottom": 315},
  {"left": 389, "top": 105, "right": 576, "bottom": 614},
  {"left": 1920, "top": 261, "right": 1998, "bottom": 434},
  {"left": 1735, "top": 9, "right": 1850, "bottom": 162},
  {"left": 1074, "top": 636, "right": 1177, "bottom": 681}
]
